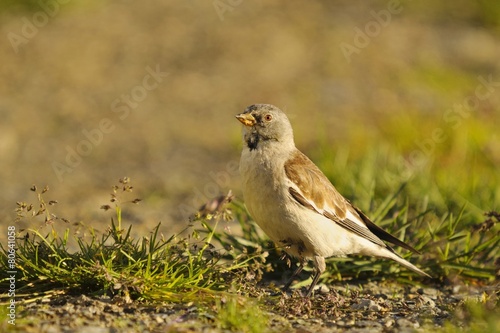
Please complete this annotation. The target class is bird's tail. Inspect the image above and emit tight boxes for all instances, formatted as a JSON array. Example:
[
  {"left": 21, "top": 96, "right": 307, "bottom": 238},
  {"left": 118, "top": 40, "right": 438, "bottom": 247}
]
[{"left": 384, "top": 251, "right": 431, "bottom": 278}]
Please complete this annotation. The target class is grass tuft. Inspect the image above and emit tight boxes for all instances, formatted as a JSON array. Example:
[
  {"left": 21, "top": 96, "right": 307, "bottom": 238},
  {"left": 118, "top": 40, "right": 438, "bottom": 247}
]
[{"left": 1, "top": 179, "right": 227, "bottom": 303}]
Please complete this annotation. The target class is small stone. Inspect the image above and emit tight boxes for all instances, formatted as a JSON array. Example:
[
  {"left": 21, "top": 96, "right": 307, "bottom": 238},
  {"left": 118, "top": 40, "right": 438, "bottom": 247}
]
[
  {"left": 396, "top": 318, "right": 419, "bottom": 328},
  {"left": 420, "top": 295, "right": 436, "bottom": 308},
  {"left": 345, "top": 319, "right": 355, "bottom": 326},
  {"left": 384, "top": 319, "right": 395, "bottom": 327},
  {"left": 294, "top": 319, "right": 307, "bottom": 326},
  {"left": 422, "top": 288, "right": 439, "bottom": 296},
  {"left": 316, "top": 284, "right": 330, "bottom": 294},
  {"left": 352, "top": 298, "right": 382, "bottom": 311},
  {"left": 369, "top": 302, "right": 382, "bottom": 312},
  {"left": 405, "top": 300, "right": 416, "bottom": 309},
  {"left": 356, "top": 320, "right": 382, "bottom": 329},
  {"left": 352, "top": 298, "right": 372, "bottom": 310},
  {"left": 452, "top": 285, "right": 462, "bottom": 294}
]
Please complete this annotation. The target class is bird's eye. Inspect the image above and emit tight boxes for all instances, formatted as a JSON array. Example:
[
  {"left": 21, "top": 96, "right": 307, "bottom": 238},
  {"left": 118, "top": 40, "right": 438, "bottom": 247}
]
[{"left": 264, "top": 114, "right": 273, "bottom": 122}]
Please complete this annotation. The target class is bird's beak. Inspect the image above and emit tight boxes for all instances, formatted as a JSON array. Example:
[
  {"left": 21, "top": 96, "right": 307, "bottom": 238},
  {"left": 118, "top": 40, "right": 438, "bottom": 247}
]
[{"left": 235, "top": 113, "right": 256, "bottom": 126}]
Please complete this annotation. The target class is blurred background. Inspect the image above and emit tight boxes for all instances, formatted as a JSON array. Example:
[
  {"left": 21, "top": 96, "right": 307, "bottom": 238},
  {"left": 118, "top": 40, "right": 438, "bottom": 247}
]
[{"left": 1, "top": 0, "right": 499, "bottom": 238}]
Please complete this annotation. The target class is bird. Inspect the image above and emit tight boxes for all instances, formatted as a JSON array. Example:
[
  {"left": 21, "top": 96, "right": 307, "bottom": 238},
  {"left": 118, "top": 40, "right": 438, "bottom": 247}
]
[{"left": 235, "top": 104, "right": 430, "bottom": 297}]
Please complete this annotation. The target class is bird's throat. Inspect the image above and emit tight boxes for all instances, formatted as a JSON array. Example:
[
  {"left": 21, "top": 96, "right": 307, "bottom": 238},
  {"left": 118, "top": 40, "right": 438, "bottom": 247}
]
[
  {"left": 246, "top": 131, "right": 277, "bottom": 151},
  {"left": 246, "top": 132, "right": 261, "bottom": 151}
]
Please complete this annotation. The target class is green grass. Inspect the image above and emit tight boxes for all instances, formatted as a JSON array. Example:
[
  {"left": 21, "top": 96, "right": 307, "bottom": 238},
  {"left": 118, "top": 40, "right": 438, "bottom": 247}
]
[
  {"left": 2, "top": 180, "right": 223, "bottom": 303},
  {"left": 213, "top": 296, "right": 269, "bottom": 333},
  {"left": 437, "top": 297, "right": 500, "bottom": 333}
]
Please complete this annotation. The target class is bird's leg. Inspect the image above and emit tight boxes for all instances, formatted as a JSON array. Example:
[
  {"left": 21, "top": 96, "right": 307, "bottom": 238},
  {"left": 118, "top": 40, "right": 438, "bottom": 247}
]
[
  {"left": 305, "top": 270, "right": 322, "bottom": 298},
  {"left": 282, "top": 261, "right": 305, "bottom": 292},
  {"left": 305, "top": 256, "right": 326, "bottom": 297}
]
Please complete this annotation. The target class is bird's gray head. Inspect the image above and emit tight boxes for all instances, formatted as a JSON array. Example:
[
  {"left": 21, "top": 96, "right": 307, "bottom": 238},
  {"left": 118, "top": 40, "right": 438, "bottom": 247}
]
[{"left": 235, "top": 104, "right": 294, "bottom": 151}]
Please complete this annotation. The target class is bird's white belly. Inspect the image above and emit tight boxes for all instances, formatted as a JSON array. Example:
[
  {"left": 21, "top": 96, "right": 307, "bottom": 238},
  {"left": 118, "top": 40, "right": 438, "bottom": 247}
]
[{"left": 240, "top": 151, "right": 371, "bottom": 260}]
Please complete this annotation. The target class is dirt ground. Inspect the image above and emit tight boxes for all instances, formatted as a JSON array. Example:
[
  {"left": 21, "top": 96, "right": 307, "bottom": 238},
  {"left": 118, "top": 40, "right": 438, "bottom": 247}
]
[{"left": 13, "top": 282, "right": 498, "bottom": 332}]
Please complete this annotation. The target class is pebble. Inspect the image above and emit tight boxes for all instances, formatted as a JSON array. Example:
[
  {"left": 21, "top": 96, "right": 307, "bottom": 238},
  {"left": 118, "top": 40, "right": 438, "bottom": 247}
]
[
  {"left": 419, "top": 295, "right": 436, "bottom": 308},
  {"left": 42, "top": 326, "right": 61, "bottom": 333},
  {"left": 317, "top": 284, "right": 330, "bottom": 294},
  {"left": 396, "top": 318, "right": 419, "bottom": 328},
  {"left": 352, "top": 298, "right": 381, "bottom": 311},
  {"left": 422, "top": 288, "right": 440, "bottom": 297},
  {"left": 383, "top": 318, "right": 395, "bottom": 328},
  {"left": 154, "top": 315, "right": 165, "bottom": 323},
  {"left": 356, "top": 320, "right": 383, "bottom": 329}
]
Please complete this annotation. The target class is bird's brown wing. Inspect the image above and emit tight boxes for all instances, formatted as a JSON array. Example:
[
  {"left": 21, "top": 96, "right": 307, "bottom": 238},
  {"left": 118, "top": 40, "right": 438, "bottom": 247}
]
[
  {"left": 284, "top": 149, "right": 347, "bottom": 217},
  {"left": 284, "top": 149, "right": 418, "bottom": 253}
]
